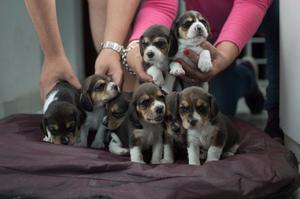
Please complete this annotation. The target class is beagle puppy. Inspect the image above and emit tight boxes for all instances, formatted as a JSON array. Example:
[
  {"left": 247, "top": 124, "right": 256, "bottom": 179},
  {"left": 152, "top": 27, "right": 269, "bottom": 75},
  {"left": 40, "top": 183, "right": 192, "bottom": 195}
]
[
  {"left": 161, "top": 91, "right": 187, "bottom": 164},
  {"left": 129, "top": 83, "right": 166, "bottom": 164},
  {"left": 170, "top": 10, "right": 212, "bottom": 86},
  {"left": 42, "top": 81, "right": 84, "bottom": 145},
  {"left": 79, "top": 74, "right": 119, "bottom": 148},
  {"left": 102, "top": 93, "right": 131, "bottom": 155},
  {"left": 178, "top": 86, "right": 240, "bottom": 165},
  {"left": 140, "top": 25, "right": 177, "bottom": 86}
]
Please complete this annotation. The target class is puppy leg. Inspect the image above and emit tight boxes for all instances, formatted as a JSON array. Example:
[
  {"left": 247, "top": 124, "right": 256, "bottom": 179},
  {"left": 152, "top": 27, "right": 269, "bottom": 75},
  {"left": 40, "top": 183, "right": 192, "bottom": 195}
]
[
  {"left": 76, "top": 125, "right": 89, "bottom": 147},
  {"left": 198, "top": 50, "right": 212, "bottom": 72},
  {"left": 151, "top": 138, "right": 163, "bottom": 164},
  {"left": 146, "top": 65, "right": 164, "bottom": 86},
  {"left": 161, "top": 132, "right": 174, "bottom": 164},
  {"left": 222, "top": 144, "right": 239, "bottom": 158},
  {"left": 206, "top": 145, "right": 223, "bottom": 162},
  {"left": 169, "top": 61, "right": 185, "bottom": 76},
  {"left": 109, "top": 133, "right": 129, "bottom": 155},
  {"left": 91, "top": 124, "right": 106, "bottom": 149},
  {"left": 130, "top": 146, "right": 145, "bottom": 164},
  {"left": 187, "top": 142, "right": 200, "bottom": 165}
]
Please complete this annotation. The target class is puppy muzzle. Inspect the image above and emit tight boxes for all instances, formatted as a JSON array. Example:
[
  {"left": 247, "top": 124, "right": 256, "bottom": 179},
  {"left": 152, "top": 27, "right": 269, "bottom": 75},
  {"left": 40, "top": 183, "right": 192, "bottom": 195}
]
[
  {"left": 171, "top": 122, "right": 181, "bottom": 133},
  {"left": 60, "top": 136, "right": 70, "bottom": 145}
]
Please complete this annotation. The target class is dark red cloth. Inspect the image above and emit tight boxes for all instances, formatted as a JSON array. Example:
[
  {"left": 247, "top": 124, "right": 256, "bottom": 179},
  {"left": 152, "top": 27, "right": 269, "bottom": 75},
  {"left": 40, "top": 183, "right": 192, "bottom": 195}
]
[{"left": 0, "top": 114, "right": 298, "bottom": 199}]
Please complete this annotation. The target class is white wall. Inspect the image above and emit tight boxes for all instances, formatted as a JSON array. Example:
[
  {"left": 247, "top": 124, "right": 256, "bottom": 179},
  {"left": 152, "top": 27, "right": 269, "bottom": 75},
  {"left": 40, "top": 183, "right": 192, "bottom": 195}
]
[
  {"left": 0, "top": 0, "right": 84, "bottom": 118},
  {"left": 280, "top": 0, "right": 300, "bottom": 144}
]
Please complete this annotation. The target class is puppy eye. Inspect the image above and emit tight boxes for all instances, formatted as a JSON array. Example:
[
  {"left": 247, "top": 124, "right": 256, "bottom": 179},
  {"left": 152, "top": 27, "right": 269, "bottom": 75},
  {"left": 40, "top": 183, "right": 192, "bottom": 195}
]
[
  {"left": 139, "top": 99, "right": 151, "bottom": 108},
  {"left": 112, "top": 111, "right": 123, "bottom": 119},
  {"left": 157, "top": 95, "right": 164, "bottom": 101},
  {"left": 183, "top": 21, "right": 194, "bottom": 29},
  {"left": 155, "top": 41, "right": 166, "bottom": 49},
  {"left": 197, "top": 105, "right": 208, "bottom": 114},
  {"left": 48, "top": 125, "right": 58, "bottom": 132},
  {"left": 94, "top": 83, "right": 105, "bottom": 91},
  {"left": 179, "top": 105, "right": 188, "bottom": 113},
  {"left": 199, "top": 19, "right": 207, "bottom": 26},
  {"left": 142, "top": 41, "right": 149, "bottom": 47}
]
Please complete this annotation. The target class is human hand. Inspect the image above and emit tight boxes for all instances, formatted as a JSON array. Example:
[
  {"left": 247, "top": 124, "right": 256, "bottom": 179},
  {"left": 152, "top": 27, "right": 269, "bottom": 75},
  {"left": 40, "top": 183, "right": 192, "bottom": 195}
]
[
  {"left": 178, "top": 41, "right": 235, "bottom": 83},
  {"left": 40, "top": 55, "right": 81, "bottom": 102},
  {"left": 126, "top": 44, "right": 152, "bottom": 82},
  {"left": 95, "top": 49, "right": 123, "bottom": 86}
]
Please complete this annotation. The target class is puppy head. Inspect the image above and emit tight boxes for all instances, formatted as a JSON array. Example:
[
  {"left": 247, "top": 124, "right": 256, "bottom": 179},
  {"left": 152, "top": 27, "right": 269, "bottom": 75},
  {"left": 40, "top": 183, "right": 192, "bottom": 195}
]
[
  {"left": 103, "top": 94, "right": 129, "bottom": 131},
  {"left": 173, "top": 10, "right": 211, "bottom": 41},
  {"left": 178, "top": 87, "right": 218, "bottom": 129},
  {"left": 139, "top": 25, "right": 177, "bottom": 64},
  {"left": 165, "top": 92, "right": 184, "bottom": 134},
  {"left": 42, "top": 101, "right": 82, "bottom": 145},
  {"left": 80, "top": 74, "right": 120, "bottom": 111},
  {"left": 130, "top": 83, "right": 166, "bottom": 125}
]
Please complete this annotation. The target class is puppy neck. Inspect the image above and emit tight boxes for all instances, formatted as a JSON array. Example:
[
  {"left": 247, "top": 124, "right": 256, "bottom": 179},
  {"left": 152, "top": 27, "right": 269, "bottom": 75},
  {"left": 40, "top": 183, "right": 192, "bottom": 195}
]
[{"left": 178, "top": 37, "right": 205, "bottom": 48}]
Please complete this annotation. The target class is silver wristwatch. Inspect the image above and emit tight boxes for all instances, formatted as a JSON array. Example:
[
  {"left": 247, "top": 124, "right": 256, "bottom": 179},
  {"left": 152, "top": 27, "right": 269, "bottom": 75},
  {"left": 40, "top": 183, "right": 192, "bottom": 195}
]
[{"left": 100, "top": 41, "right": 124, "bottom": 54}]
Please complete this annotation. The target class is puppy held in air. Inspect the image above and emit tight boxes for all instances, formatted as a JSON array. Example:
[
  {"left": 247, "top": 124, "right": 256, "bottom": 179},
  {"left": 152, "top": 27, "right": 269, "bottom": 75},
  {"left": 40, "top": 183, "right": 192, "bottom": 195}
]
[
  {"left": 139, "top": 25, "right": 177, "bottom": 86},
  {"left": 128, "top": 83, "right": 166, "bottom": 164},
  {"left": 170, "top": 10, "right": 212, "bottom": 79},
  {"left": 178, "top": 86, "right": 240, "bottom": 165},
  {"left": 42, "top": 81, "right": 84, "bottom": 145},
  {"left": 79, "top": 74, "right": 119, "bottom": 149},
  {"left": 102, "top": 93, "right": 131, "bottom": 156}
]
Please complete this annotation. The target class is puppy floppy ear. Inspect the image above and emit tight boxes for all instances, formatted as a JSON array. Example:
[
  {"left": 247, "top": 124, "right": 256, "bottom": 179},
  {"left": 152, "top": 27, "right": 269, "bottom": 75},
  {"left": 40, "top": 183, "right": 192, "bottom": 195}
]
[
  {"left": 73, "top": 108, "right": 85, "bottom": 129},
  {"left": 168, "top": 24, "right": 178, "bottom": 57},
  {"left": 139, "top": 35, "right": 145, "bottom": 57},
  {"left": 40, "top": 117, "right": 48, "bottom": 137},
  {"left": 80, "top": 90, "right": 93, "bottom": 112},
  {"left": 208, "top": 94, "right": 219, "bottom": 123},
  {"left": 129, "top": 99, "right": 142, "bottom": 129}
]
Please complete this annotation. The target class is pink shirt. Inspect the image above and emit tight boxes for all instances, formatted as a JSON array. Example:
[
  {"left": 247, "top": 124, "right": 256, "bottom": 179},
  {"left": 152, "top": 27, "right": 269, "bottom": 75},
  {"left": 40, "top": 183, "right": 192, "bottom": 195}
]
[{"left": 130, "top": 0, "right": 272, "bottom": 52}]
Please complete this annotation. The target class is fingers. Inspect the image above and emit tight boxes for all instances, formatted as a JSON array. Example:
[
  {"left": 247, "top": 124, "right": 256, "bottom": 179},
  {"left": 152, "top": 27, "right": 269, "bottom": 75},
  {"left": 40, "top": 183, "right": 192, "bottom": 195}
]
[
  {"left": 67, "top": 74, "right": 82, "bottom": 90},
  {"left": 183, "top": 49, "right": 199, "bottom": 65},
  {"left": 177, "top": 59, "right": 210, "bottom": 82},
  {"left": 135, "top": 66, "right": 153, "bottom": 82}
]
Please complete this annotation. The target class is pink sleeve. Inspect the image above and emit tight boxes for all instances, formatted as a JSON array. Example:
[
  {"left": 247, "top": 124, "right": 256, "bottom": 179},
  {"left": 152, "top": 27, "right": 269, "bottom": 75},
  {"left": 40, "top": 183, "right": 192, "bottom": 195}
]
[
  {"left": 215, "top": 0, "right": 272, "bottom": 52},
  {"left": 129, "top": 0, "right": 178, "bottom": 42}
]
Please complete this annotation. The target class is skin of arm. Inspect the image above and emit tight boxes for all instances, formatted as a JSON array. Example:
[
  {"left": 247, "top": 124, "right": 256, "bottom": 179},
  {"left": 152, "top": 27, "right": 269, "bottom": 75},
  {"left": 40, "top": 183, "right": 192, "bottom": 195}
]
[
  {"left": 24, "top": 0, "right": 81, "bottom": 102},
  {"left": 94, "top": 0, "right": 141, "bottom": 86}
]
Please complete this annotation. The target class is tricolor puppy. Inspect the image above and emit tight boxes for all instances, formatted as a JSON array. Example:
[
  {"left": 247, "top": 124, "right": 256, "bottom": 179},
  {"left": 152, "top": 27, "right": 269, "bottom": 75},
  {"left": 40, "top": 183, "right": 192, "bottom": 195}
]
[
  {"left": 170, "top": 10, "right": 212, "bottom": 79},
  {"left": 129, "top": 83, "right": 166, "bottom": 164},
  {"left": 140, "top": 25, "right": 177, "bottom": 86},
  {"left": 161, "top": 91, "right": 187, "bottom": 164},
  {"left": 178, "top": 87, "right": 240, "bottom": 165},
  {"left": 79, "top": 74, "right": 119, "bottom": 148},
  {"left": 102, "top": 93, "right": 130, "bottom": 155},
  {"left": 42, "top": 81, "right": 84, "bottom": 145}
]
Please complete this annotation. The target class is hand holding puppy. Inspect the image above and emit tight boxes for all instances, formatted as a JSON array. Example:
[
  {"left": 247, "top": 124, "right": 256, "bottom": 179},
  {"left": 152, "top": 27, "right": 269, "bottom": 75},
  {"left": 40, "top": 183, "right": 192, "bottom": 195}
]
[
  {"left": 179, "top": 41, "right": 239, "bottom": 82},
  {"left": 40, "top": 56, "right": 81, "bottom": 102}
]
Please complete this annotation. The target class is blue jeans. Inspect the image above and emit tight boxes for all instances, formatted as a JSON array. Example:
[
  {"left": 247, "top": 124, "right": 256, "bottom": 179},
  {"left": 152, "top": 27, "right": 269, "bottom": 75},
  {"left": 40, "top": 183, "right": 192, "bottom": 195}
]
[{"left": 209, "top": 0, "right": 279, "bottom": 115}]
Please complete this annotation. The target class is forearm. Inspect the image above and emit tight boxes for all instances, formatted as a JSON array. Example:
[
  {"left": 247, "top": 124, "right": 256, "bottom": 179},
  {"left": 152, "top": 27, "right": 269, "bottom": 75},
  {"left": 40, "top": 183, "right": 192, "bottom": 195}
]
[
  {"left": 215, "top": 0, "right": 271, "bottom": 52},
  {"left": 215, "top": 41, "right": 239, "bottom": 71},
  {"left": 129, "top": 0, "right": 178, "bottom": 42},
  {"left": 103, "top": 0, "right": 141, "bottom": 45},
  {"left": 24, "top": 0, "right": 65, "bottom": 58}
]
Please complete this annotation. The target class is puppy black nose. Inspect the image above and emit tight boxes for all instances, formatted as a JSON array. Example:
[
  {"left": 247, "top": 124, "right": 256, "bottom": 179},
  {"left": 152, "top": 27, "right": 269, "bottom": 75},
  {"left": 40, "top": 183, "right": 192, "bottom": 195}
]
[
  {"left": 147, "top": 51, "right": 154, "bottom": 58},
  {"left": 190, "top": 119, "right": 198, "bottom": 127},
  {"left": 102, "top": 116, "right": 108, "bottom": 127},
  {"left": 155, "top": 106, "right": 164, "bottom": 114},
  {"left": 61, "top": 136, "right": 69, "bottom": 145},
  {"left": 196, "top": 26, "right": 202, "bottom": 33},
  {"left": 112, "top": 84, "right": 118, "bottom": 91},
  {"left": 171, "top": 123, "right": 180, "bottom": 133}
]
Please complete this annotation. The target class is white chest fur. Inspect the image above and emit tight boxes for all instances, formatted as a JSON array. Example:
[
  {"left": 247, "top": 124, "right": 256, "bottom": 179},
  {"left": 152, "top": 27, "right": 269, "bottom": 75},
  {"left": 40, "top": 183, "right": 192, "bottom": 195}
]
[
  {"left": 140, "top": 122, "right": 163, "bottom": 149},
  {"left": 84, "top": 107, "right": 105, "bottom": 130},
  {"left": 187, "top": 124, "right": 216, "bottom": 149}
]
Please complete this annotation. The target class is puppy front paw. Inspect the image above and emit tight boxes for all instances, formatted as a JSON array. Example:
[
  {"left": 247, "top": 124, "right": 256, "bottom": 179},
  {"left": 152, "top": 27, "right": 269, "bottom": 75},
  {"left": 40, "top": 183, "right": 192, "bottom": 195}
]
[
  {"left": 169, "top": 62, "right": 185, "bottom": 76},
  {"left": 160, "top": 158, "right": 174, "bottom": 164},
  {"left": 151, "top": 159, "right": 161, "bottom": 164},
  {"left": 198, "top": 58, "right": 213, "bottom": 72},
  {"left": 152, "top": 75, "right": 164, "bottom": 87},
  {"left": 132, "top": 159, "right": 146, "bottom": 164},
  {"left": 189, "top": 161, "right": 201, "bottom": 165},
  {"left": 91, "top": 141, "right": 105, "bottom": 149}
]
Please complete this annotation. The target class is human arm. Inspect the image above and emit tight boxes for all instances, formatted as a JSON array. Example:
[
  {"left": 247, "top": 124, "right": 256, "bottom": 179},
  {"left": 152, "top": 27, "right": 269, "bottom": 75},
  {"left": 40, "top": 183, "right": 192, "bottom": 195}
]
[
  {"left": 94, "top": 0, "right": 141, "bottom": 86},
  {"left": 126, "top": 0, "right": 178, "bottom": 81},
  {"left": 24, "top": 0, "right": 81, "bottom": 102}
]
